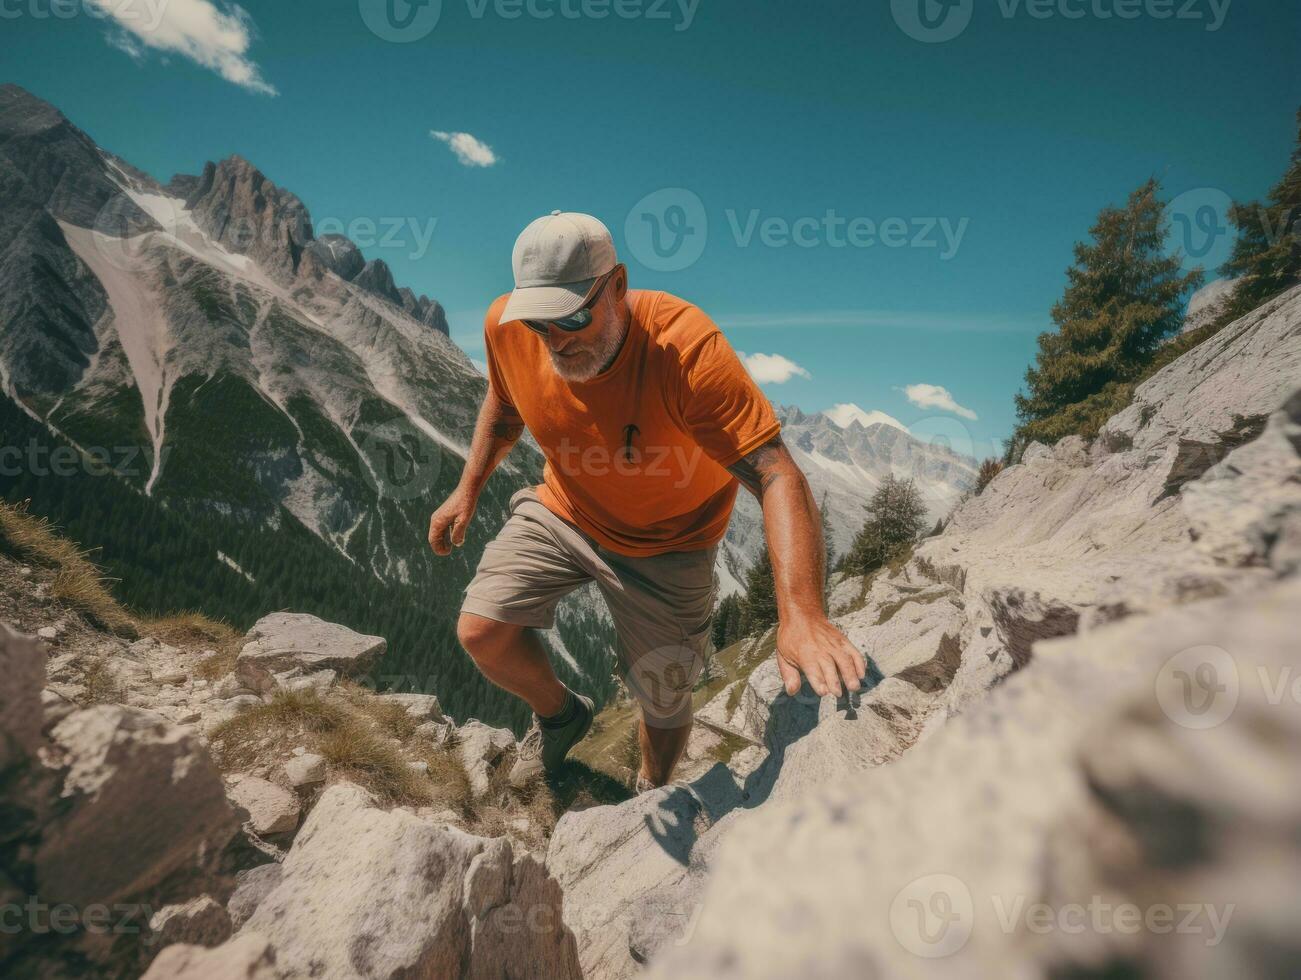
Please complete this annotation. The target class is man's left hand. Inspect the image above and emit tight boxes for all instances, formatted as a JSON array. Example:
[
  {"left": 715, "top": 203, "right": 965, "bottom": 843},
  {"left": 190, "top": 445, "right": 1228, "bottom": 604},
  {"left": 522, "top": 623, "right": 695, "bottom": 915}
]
[{"left": 775, "top": 614, "right": 867, "bottom": 698}]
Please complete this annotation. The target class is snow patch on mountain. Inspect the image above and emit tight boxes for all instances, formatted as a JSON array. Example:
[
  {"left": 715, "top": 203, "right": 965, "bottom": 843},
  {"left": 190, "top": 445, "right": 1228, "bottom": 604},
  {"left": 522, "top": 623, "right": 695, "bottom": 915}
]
[
  {"left": 823, "top": 403, "right": 907, "bottom": 432},
  {"left": 59, "top": 223, "right": 172, "bottom": 494}
]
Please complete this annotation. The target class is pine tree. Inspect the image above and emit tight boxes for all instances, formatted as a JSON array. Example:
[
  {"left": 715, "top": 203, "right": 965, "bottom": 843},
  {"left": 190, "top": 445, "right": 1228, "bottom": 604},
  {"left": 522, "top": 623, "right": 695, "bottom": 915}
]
[
  {"left": 1009, "top": 179, "right": 1203, "bottom": 459},
  {"left": 712, "top": 592, "right": 742, "bottom": 649},
  {"left": 843, "top": 475, "right": 927, "bottom": 576},
  {"left": 818, "top": 489, "right": 835, "bottom": 597},
  {"left": 741, "top": 547, "right": 778, "bottom": 637},
  {"left": 1220, "top": 108, "right": 1301, "bottom": 320},
  {"left": 974, "top": 458, "right": 1004, "bottom": 495}
]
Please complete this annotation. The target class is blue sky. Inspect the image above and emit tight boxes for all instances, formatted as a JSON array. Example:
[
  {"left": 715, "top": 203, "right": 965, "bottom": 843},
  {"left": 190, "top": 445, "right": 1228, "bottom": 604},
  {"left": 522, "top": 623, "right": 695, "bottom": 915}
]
[{"left": 6, "top": 0, "right": 1298, "bottom": 457}]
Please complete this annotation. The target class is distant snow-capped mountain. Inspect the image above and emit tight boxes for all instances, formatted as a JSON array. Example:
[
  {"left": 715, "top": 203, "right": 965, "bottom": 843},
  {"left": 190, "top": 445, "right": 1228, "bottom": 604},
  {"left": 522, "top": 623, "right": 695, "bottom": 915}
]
[{"left": 719, "top": 404, "right": 978, "bottom": 593}]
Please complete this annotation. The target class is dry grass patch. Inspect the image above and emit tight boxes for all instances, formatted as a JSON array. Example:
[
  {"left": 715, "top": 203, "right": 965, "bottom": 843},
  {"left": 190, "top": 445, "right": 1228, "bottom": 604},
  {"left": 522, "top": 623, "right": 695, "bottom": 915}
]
[
  {"left": 145, "top": 612, "right": 244, "bottom": 679},
  {"left": 0, "top": 502, "right": 136, "bottom": 635},
  {"left": 318, "top": 722, "right": 434, "bottom": 807},
  {"left": 338, "top": 685, "right": 419, "bottom": 742},
  {"left": 409, "top": 737, "right": 474, "bottom": 815},
  {"left": 80, "top": 657, "right": 127, "bottom": 705},
  {"left": 210, "top": 688, "right": 457, "bottom": 808},
  {"left": 209, "top": 688, "right": 352, "bottom": 771},
  {"left": 195, "top": 648, "right": 240, "bottom": 681},
  {"left": 146, "top": 611, "right": 240, "bottom": 647},
  {"left": 467, "top": 784, "right": 558, "bottom": 851}
]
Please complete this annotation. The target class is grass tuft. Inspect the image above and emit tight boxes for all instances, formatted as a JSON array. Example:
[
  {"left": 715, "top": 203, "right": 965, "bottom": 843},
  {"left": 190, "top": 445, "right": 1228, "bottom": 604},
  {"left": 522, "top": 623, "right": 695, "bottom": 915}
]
[
  {"left": 317, "top": 722, "right": 434, "bottom": 807},
  {"left": 0, "top": 501, "right": 137, "bottom": 635},
  {"left": 410, "top": 738, "right": 474, "bottom": 815},
  {"left": 80, "top": 657, "right": 127, "bottom": 705},
  {"left": 209, "top": 688, "right": 474, "bottom": 808}
]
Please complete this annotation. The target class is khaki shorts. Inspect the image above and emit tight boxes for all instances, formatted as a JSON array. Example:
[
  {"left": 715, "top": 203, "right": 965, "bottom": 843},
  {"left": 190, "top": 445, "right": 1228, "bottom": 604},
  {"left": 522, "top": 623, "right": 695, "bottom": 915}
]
[{"left": 462, "top": 487, "right": 718, "bottom": 726}]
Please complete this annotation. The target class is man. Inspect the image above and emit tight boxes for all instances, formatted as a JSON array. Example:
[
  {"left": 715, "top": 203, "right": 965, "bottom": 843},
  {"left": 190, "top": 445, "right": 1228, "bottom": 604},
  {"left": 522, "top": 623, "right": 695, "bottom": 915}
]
[{"left": 429, "top": 211, "right": 865, "bottom": 791}]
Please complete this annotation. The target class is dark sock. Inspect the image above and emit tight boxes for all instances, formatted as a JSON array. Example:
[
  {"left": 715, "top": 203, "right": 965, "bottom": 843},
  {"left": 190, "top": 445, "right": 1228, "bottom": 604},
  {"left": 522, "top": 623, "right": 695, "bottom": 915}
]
[{"left": 541, "top": 689, "right": 578, "bottom": 728}]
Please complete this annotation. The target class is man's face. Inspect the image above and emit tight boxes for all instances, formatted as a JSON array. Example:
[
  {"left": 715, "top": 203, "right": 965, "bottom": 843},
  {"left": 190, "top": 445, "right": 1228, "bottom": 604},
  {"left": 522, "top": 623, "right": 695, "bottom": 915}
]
[{"left": 540, "top": 269, "right": 629, "bottom": 383}]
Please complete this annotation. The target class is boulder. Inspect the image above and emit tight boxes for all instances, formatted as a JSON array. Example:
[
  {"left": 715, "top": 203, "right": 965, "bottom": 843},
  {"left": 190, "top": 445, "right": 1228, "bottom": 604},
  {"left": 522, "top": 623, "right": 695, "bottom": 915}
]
[
  {"left": 283, "top": 752, "right": 326, "bottom": 788},
  {"left": 280, "top": 668, "right": 337, "bottom": 694},
  {"left": 150, "top": 895, "right": 233, "bottom": 948},
  {"left": 237, "top": 612, "right": 384, "bottom": 678},
  {"left": 227, "top": 864, "right": 283, "bottom": 930},
  {"left": 141, "top": 932, "right": 284, "bottom": 980},
  {"left": 647, "top": 578, "right": 1301, "bottom": 979},
  {"left": 226, "top": 775, "right": 300, "bottom": 836},
  {"left": 37, "top": 706, "right": 238, "bottom": 912},
  {"left": 1, "top": 625, "right": 48, "bottom": 769},
  {"left": 235, "top": 658, "right": 275, "bottom": 695},
  {"left": 455, "top": 720, "right": 516, "bottom": 796},
  {"left": 40, "top": 686, "right": 78, "bottom": 731},
  {"left": 232, "top": 782, "right": 580, "bottom": 978},
  {"left": 376, "top": 691, "right": 445, "bottom": 721},
  {"left": 415, "top": 719, "right": 455, "bottom": 745}
]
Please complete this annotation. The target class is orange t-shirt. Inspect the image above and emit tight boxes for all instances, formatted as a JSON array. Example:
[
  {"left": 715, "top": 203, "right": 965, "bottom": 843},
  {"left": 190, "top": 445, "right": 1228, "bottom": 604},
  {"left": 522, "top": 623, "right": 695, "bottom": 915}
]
[{"left": 484, "top": 290, "right": 781, "bottom": 557}]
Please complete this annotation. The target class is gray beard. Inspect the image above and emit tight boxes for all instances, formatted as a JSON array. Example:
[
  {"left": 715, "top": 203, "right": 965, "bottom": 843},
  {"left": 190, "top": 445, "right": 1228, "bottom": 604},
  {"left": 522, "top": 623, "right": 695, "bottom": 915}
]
[{"left": 549, "top": 319, "right": 627, "bottom": 383}]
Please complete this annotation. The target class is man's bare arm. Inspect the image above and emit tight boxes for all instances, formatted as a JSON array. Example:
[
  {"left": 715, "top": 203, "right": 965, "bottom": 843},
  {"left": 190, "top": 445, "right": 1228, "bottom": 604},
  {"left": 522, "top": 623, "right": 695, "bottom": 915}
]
[
  {"left": 459, "top": 385, "right": 525, "bottom": 497},
  {"left": 429, "top": 384, "right": 523, "bottom": 555},
  {"left": 728, "top": 435, "right": 866, "bottom": 697}
]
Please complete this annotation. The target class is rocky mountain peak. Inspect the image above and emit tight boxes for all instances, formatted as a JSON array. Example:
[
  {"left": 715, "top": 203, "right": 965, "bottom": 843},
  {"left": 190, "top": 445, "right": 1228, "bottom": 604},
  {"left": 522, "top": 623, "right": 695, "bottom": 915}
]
[
  {"left": 303, "top": 233, "right": 366, "bottom": 282},
  {"left": 352, "top": 257, "right": 402, "bottom": 306},
  {"left": 0, "top": 82, "right": 68, "bottom": 135},
  {"left": 397, "top": 287, "right": 450, "bottom": 335},
  {"left": 176, "top": 155, "right": 315, "bottom": 283},
  {"left": 0, "top": 84, "right": 150, "bottom": 232}
]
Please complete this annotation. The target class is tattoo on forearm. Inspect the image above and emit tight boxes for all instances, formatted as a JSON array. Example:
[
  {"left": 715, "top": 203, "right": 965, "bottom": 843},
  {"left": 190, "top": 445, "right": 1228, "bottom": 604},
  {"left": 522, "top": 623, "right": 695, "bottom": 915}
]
[
  {"left": 727, "top": 435, "right": 791, "bottom": 498},
  {"left": 491, "top": 420, "right": 524, "bottom": 443}
]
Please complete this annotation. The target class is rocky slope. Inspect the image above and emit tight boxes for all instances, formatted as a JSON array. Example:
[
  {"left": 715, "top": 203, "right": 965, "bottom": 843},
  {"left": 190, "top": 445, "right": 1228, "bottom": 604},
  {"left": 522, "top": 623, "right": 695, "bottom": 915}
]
[
  {"left": 0, "top": 549, "right": 586, "bottom": 978},
  {"left": 545, "top": 283, "right": 1301, "bottom": 978},
  {"left": 2, "top": 285, "right": 1296, "bottom": 977}
]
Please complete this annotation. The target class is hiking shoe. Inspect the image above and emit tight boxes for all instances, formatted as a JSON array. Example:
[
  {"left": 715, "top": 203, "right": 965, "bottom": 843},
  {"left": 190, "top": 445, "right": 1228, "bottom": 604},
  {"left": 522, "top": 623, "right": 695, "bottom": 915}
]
[{"left": 508, "top": 693, "right": 594, "bottom": 787}]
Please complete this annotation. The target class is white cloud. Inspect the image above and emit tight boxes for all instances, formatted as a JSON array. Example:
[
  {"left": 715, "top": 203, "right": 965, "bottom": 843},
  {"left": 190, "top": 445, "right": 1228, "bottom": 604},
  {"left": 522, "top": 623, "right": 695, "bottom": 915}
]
[
  {"left": 824, "top": 403, "right": 908, "bottom": 433},
  {"left": 740, "top": 352, "right": 811, "bottom": 385},
  {"left": 902, "top": 383, "right": 978, "bottom": 421},
  {"left": 430, "top": 130, "right": 499, "bottom": 168},
  {"left": 89, "top": 0, "right": 276, "bottom": 95}
]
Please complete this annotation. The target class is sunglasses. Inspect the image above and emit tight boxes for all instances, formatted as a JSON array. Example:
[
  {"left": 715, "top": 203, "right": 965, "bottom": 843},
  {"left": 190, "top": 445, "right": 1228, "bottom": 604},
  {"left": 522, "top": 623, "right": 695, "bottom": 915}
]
[{"left": 522, "top": 270, "right": 614, "bottom": 335}]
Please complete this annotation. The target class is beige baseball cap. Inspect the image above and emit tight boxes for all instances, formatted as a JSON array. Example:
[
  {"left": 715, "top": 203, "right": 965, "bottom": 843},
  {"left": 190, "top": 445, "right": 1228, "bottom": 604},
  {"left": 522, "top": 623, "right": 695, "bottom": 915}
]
[{"left": 500, "top": 211, "right": 617, "bottom": 323}]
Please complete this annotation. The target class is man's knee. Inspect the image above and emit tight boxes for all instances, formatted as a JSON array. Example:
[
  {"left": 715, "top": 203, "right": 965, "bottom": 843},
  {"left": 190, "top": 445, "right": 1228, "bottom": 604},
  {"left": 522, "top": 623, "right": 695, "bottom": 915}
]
[{"left": 456, "top": 612, "right": 520, "bottom": 663}]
